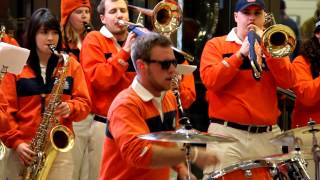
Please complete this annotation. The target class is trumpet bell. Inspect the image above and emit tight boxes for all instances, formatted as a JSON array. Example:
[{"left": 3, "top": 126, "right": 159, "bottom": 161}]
[
  {"left": 50, "top": 125, "right": 74, "bottom": 152},
  {"left": 262, "top": 24, "right": 296, "bottom": 58},
  {"left": 152, "top": 1, "right": 182, "bottom": 35}
]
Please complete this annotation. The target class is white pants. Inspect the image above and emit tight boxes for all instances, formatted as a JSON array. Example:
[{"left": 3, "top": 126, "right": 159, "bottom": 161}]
[
  {"left": 88, "top": 120, "right": 106, "bottom": 180},
  {"left": 5, "top": 149, "right": 73, "bottom": 180},
  {"left": 71, "top": 114, "right": 93, "bottom": 180},
  {"left": 0, "top": 146, "right": 10, "bottom": 180},
  {"left": 203, "top": 123, "right": 282, "bottom": 178}
]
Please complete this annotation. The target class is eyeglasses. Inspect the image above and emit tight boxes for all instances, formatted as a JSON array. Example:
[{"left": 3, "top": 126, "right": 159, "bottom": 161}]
[{"left": 144, "top": 59, "right": 178, "bottom": 70}]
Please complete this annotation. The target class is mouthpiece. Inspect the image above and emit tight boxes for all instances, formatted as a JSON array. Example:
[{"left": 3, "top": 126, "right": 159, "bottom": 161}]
[
  {"left": 48, "top": 44, "right": 60, "bottom": 57},
  {"left": 83, "top": 22, "right": 93, "bottom": 33}
]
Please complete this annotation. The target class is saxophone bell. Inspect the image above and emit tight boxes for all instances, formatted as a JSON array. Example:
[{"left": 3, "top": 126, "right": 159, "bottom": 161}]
[{"left": 50, "top": 125, "right": 74, "bottom": 152}]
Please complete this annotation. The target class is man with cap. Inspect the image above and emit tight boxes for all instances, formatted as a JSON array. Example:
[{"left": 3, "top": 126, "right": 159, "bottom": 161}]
[
  {"left": 60, "top": 1, "right": 93, "bottom": 180},
  {"left": 291, "top": 17, "right": 320, "bottom": 180},
  {"left": 200, "top": 0, "right": 296, "bottom": 177}
]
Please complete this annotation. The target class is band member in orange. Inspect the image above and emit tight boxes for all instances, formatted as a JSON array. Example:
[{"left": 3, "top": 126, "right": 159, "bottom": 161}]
[
  {"left": 60, "top": 0, "right": 94, "bottom": 179},
  {"left": 100, "top": 32, "right": 218, "bottom": 180},
  {"left": 1, "top": 8, "right": 91, "bottom": 180},
  {"left": 200, "top": 0, "right": 296, "bottom": 177}
]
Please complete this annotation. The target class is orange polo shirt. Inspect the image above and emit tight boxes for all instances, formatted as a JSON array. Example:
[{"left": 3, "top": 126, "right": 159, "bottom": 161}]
[
  {"left": 291, "top": 55, "right": 320, "bottom": 127},
  {"left": 100, "top": 78, "right": 178, "bottom": 180},
  {"left": 0, "top": 57, "right": 91, "bottom": 149},
  {"left": 80, "top": 27, "right": 136, "bottom": 117},
  {"left": 200, "top": 29, "right": 296, "bottom": 125}
]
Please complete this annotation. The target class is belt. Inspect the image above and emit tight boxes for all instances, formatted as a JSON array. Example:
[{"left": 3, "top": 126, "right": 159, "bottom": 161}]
[
  {"left": 210, "top": 118, "right": 272, "bottom": 133},
  {"left": 93, "top": 115, "right": 107, "bottom": 123}
]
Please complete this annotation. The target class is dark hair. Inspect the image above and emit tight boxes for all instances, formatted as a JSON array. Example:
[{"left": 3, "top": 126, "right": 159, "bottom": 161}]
[
  {"left": 24, "top": 8, "right": 62, "bottom": 84},
  {"left": 131, "top": 32, "right": 172, "bottom": 69},
  {"left": 299, "top": 36, "right": 320, "bottom": 78},
  {"left": 97, "top": 0, "right": 128, "bottom": 15}
]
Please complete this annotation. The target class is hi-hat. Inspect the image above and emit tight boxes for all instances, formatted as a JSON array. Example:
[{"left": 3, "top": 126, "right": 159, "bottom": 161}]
[
  {"left": 270, "top": 124, "right": 320, "bottom": 147},
  {"left": 138, "top": 128, "right": 237, "bottom": 144}
]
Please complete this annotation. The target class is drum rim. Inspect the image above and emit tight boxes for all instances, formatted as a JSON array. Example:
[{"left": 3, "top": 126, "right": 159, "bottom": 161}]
[{"left": 206, "top": 159, "right": 275, "bottom": 179}]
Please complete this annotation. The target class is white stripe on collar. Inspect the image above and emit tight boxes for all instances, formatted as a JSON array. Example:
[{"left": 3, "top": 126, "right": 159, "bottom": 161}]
[
  {"left": 226, "top": 27, "right": 243, "bottom": 45},
  {"left": 131, "top": 76, "right": 165, "bottom": 102},
  {"left": 100, "top": 26, "right": 114, "bottom": 38}
]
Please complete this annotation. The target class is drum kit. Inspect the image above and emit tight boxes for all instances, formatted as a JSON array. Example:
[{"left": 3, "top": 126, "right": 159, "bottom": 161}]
[{"left": 138, "top": 119, "right": 320, "bottom": 180}]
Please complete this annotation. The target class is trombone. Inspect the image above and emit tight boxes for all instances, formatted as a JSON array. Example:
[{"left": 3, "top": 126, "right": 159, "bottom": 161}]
[
  {"left": 248, "top": 13, "right": 296, "bottom": 80},
  {"left": 122, "top": 0, "right": 194, "bottom": 62}
]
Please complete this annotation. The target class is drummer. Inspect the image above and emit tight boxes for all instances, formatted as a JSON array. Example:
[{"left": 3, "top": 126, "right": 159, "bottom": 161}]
[
  {"left": 99, "top": 32, "right": 219, "bottom": 180},
  {"left": 290, "top": 17, "right": 320, "bottom": 179}
]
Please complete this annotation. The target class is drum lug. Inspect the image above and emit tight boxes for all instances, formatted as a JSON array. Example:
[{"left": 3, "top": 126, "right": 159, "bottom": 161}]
[
  {"left": 244, "top": 169, "right": 253, "bottom": 178},
  {"left": 269, "top": 167, "right": 278, "bottom": 177}
]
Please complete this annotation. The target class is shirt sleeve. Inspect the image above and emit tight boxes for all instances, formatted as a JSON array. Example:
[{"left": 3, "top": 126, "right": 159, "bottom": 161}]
[
  {"left": 0, "top": 73, "right": 23, "bottom": 149},
  {"left": 200, "top": 37, "right": 243, "bottom": 92},
  {"left": 65, "top": 59, "right": 92, "bottom": 122},
  {"left": 80, "top": 32, "right": 131, "bottom": 91},
  {"left": 179, "top": 61, "right": 196, "bottom": 109},
  {"left": 109, "top": 104, "right": 154, "bottom": 168},
  {"left": 265, "top": 55, "right": 296, "bottom": 89},
  {"left": 292, "top": 56, "right": 320, "bottom": 106}
]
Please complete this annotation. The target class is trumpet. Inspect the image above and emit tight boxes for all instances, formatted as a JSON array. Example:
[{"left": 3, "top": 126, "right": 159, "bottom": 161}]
[
  {"left": 248, "top": 13, "right": 296, "bottom": 80},
  {"left": 120, "top": 0, "right": 194, "bottom": 62},
  {"left": 118, "top": 19, "right": 194, "bottom": 62},
  {"left": 128, "top": 0, "right": 182, "bottom": 36}
]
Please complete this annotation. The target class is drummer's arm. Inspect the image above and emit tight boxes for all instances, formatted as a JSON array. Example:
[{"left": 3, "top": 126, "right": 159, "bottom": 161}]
[
  {"left": 173, "top": 162, "right": 197, "bottom": 180},
  {"left": 149, "top": 145, "right": 219, "bottom": 168}
]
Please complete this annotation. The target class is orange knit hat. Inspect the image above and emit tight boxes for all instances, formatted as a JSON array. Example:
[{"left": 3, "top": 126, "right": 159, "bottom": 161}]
[{"left": 60, "top": 0, "right": 91, "bottom": 27}]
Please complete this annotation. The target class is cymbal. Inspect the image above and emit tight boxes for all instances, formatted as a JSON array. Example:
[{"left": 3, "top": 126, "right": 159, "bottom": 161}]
[
  {"left": 270, "top": 124, "right": 320, "bottom": 147},
  {"left": 138, "top": 128, "right": 237, "bottom": 144},
  {"left": 264, "top": 150, "right": 313, "bottom": 162}
]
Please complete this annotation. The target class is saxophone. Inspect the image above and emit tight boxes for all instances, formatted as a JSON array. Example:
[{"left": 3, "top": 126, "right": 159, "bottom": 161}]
[
  {"left": 22, "top": 45, "right": 75, "bottom": 180},
  {"left": 0, "top": 65, "right": 8, "bottom": 160}
]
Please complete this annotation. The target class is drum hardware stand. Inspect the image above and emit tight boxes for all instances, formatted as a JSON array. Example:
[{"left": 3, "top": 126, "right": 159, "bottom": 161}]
[
  {"left": 308, "top": 120, "right": 320, "bottom": 180},
  {"left": 174, "top": 88, "right": 193, "bottom": 180}
]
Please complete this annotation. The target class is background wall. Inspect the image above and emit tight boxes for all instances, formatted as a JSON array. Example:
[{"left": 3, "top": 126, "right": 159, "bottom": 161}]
[{"left": 286, "top": 0, "right": 318, "bottom": 26}]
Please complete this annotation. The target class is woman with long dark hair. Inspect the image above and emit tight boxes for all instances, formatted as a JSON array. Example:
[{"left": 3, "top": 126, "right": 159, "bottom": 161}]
[
  {"left": 291, "top": 17, "right": 320, "bottom": 180},
  {"left": 1, "top": 8, "right": 91, "bottom": 180},
  {"left": 291, "top": 18, "right": 320, "bottom": 127}
]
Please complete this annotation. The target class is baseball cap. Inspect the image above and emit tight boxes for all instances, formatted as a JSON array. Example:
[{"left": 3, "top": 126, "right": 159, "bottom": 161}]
[{"left": 235, "top": 0, "right": 265, "bottom": 12}]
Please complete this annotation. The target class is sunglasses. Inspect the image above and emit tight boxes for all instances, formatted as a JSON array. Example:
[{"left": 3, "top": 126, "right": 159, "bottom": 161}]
[{"left": 145, "top": 59, "right": 178, "bottom": 70}]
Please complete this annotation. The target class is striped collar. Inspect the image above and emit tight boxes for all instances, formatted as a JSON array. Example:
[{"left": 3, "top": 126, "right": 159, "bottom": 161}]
[
  {"left": 131, "top": 76, "right": 165, "bottom": 102},
  {"left": 226, "top": 27, "right": 243, "bottom": 45}
]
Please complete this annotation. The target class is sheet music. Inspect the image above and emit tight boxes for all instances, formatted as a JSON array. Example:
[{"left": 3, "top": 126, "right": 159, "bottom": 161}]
[
  {"left": 0, "top": 42, "right": 29, "bottom": 75},
  {"left": 176, "top": 64, "right": 197, "bottom": 75}
]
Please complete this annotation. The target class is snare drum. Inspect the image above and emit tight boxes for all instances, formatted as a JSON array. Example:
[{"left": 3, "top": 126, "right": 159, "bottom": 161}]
[
  {"left": 206, "top": 159, "right": 277, "bottom": 180},
  {"left": 266, "top": 153, "right": 311, "bottom": 180}
]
